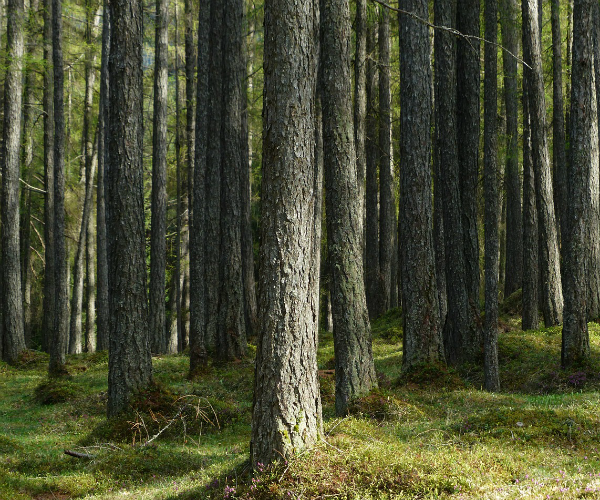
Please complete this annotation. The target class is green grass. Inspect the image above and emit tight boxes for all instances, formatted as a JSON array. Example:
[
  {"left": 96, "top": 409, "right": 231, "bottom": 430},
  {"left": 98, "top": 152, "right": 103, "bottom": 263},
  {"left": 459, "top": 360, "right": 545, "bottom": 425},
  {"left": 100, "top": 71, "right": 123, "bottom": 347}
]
[{"left": 1, "top": 311, "right": 600, "bottom": 499}]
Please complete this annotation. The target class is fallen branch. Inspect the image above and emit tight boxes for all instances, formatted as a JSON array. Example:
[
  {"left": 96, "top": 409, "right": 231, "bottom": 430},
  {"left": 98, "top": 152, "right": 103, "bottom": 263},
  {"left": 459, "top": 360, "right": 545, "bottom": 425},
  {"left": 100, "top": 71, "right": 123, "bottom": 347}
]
[{"left": 64, "top": 449, "right": 95, "bottom": 459}]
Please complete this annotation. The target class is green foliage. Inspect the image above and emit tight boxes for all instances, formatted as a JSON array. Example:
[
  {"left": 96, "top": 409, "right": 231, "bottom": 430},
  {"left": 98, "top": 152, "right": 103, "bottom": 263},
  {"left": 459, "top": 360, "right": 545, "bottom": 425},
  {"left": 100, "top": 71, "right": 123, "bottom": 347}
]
[
  {"left": 34, "top": 378, "right": 80, "bottom": 404},
  {"left": 371, "top": 307, "right": 403, "bottom": 343}
]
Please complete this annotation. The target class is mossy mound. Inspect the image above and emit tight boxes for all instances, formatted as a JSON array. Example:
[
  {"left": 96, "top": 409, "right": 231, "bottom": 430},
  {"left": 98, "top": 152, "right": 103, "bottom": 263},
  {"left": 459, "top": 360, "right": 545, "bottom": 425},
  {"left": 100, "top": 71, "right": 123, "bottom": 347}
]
[
  {"left": 397, "top": 362, "right": 465, "bottom": 390},
  {"left": 34, "top": 378, "right": 79, "bottom": 405}
]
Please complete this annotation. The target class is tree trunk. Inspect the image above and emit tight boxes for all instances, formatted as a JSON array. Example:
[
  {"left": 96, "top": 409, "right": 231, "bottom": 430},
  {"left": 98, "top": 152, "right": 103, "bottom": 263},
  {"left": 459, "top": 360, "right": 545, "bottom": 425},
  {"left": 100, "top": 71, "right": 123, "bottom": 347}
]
[
  {"left": 500, "top": 0, "right": 523, "bottom": 298},
  {"left": 523, "top": 0, "right": 564, "bottom": 326},
  {"left": 354, "top": 0, "right": 367, "bottom": 254},
  {"left": 107, "top": 0, "right": 153, "bottom": 416},
  {"left": 85, "top": 195, "right": 96, "bottom": 353},
  {"left": 456, "top": 0, "right": 481, "bottom": 321},
  {"left": 189, "top": 0, "right": 209, "bottom": 373},
  {"left": 378, "top": 7, "right": 393, "bottom": 314},
  {"left": 399, "top": 0, "right": 444, "bottom": 370},
  {"left": 521, "top": 21, "right": 539, "bottom": 330},
  {"left": 321, "top": 0, "right": 377, "bottom": 416},
  {"left": 364, "top": 15, "right": 380, "bottom": 319},
  {"left": 562, "top": 0, "right": 596, "bottom": 367},
  {"left": 1, "top": 0, "right": 26, "bottom": 363},
  {"left": 149, "top": 0, "right": 169, "bottom": 354},
  {"left": 251, "top": 0, "right": 322, "bottom": 466},
  {"left": 42, "top": 0, "right": 55, "bottom": 353},
  {"left": 483, "top": 0, "right": 500, "bottom": 391},
  {"left": 96, "top": 0, "right": 110, "bottom": 352},
  {"left": 216, "top": 0, "right": 247, "bottom": 361}
]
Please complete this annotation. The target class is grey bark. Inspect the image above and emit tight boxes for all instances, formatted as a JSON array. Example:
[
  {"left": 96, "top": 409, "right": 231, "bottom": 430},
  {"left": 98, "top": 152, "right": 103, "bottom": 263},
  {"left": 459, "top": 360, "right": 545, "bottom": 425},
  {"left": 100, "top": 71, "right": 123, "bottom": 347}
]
[
  {"left": 149, "top": 0, "right": 169, "bottom": 354},
  {"left": 85, "top": 200, "right": 96, "bottom": 353},
  {"left": 399, "top": 0, "right": 445, "bottom": 370},
  {"left": 251, "top": 0, "right": 323, "bottom": 466},
  {"left": 96, "top": 0, "right": 110, "bottom": 351},
  {"left": 364, "top": 15, "right": 380, "bottom": 319},
  {"left": 42, "top": 0, "right": 55, "bottom": 353},
  {"left": 551, "top": 0, "right": 568, "bottom": 249},
  {"left": 321, "top": 0, "right": 377, "bottom": 416},
  {"left": 217, "top": 0, "right": 247, "bottom": 361},
  {"left": 483, "top": 0, "right": 500, "bottom": 391},
  {"left": 562, "top": 0, "right": 596, "bottom": 367},
  {"left": 1, "top": 0, "right": 26, "bottom": 363},
  {"left": 107, "top": 0, "right": 153, "bottom": 416},
  {"left": 500, "top": 0, "right": 523, "bottom": 297},
  {"left": 456, "top": 0, "right": 481, "bottom": 319},
  {"left": 523, "top": 0, "right": 564, "bottom": 326},
  {"left": 189, "top": 0, "right": 209, "bottom": 373},
  {"left": 435, "top": 0, "right": 475, "bottom": 365},
  {"left": 354, "top": 0, "right": 367, "bottom": 254},
  {"left": 521, "top": 19, "right": 539, "bottom": 330},
  {"left": 49, "top": 0, "right": 69, "bottom": 376},
  {"left": 378, "top": 7, "right": 393, "bottom": 314}
]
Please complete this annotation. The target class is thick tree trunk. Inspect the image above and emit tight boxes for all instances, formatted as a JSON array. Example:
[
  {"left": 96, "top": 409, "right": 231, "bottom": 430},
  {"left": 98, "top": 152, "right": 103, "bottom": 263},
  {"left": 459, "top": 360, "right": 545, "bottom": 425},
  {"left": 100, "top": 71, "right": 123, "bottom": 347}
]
[
  {"left": 96, "top": 0, "right": 110, "bottom": 352},
  {"left": 49, "top": 0, "right": 69, "bottom": 376},
  {"left": 483, "top": 0, "right": 500, "bottom": 391},
  {"left": 149, "top": 0, "right": 169, "bottom": 354},
  {"left": 216, "top": 0, "right": 247, "bottom": 361},
  {"left": 456, "top": 0, "right": 481, "bottom": 321},
  {"left": 500, "top": 0, "right": 523, "bottom": 298},
  {"left": 107, "top": 0, "right": 153, "bottom": 416},
  {"left": 1, "top": 0, "right": 26, "bottom": 363},
  {"left": 378, "top": 7, "right": 393, "bottom": 314},
  {"left": 399, "top": 0, "right": 444, "bottom": 370},
  {"left": 523, "top": 0, "right": 564, "bottom": 326},
  {"left": 364, "top": 16, "right": 380, "bottom": 319},
  {"left": 321, "top": 0, "right": 377, "bottom": 416},
  {"left": 42, "top": 0, "right": 55, "bottom": 353},
  {"left": 189, "top": 1, "right": 209, "bottom": 373},
  {"left": 562, "top": 0, "right": 596, "bottom": 367},
  {"left": 251, "top": 0, "right": 322, "bottom": 466}
]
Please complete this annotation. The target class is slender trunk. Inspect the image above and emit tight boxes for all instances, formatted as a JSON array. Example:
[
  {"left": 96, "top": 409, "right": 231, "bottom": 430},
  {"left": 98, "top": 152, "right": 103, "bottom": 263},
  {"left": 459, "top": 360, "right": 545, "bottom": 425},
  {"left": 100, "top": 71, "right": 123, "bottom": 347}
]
[
  {"left": 355, "top": 0, "right": 367, "bottom": 255},
  {"left": 96, "top": 0, "right": 110, "bottom": 351},
  {"left": 524, "top": 0, "right": 564, "bottom": 326},
  {"left": 483, "top": 0, "right": 500, "bottom": 391},
  {"left": 85, "top": 192, "right": 96, "bottom": 353},
  {"left": 562, "top": 0, "right": 595, "bottom": 367},
  {"left": 42, "top": 0, "right": 55, "bottom": 353},
  {"left": 1, "top": 0, "right": 26, "bottom": 363},
  {"left": 378, "top": 7, "right": 393, "bottom": 314},
  {"left": 364, "top": 15, "right": 380, "bottom": 319},
  {"left": 500, "top": 0, "right": 523, "bottom": 297},
  {"left": 399, "top": 0, "right": 444, "bottom": 370}
]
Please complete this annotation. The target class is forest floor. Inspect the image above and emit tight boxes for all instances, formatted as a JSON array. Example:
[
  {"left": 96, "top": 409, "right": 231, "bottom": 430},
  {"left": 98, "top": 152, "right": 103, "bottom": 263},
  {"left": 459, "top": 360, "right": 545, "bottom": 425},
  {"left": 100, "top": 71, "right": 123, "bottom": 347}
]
[{"left": 2, "top": 304, "right": 600, "bottom": 499}]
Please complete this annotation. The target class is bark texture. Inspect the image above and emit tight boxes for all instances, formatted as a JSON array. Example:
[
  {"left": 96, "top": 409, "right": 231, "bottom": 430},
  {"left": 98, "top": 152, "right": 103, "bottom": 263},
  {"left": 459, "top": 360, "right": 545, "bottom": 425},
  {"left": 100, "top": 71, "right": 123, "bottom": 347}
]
[
  {"left": 354, "top": 0, "right": 367, "bottom": 255},
  {"left": 251, "top": 0, "right": 323, "bottom": 466},
  {"left": 523, "top": 0, "right": 564, "bottom": 326},
  {"left": 1, "top": 0, "right": 26, "bottom": 363},
  {"left": 321, "top": 0, "right": 377, "bottom": 416},
  {"left": 399, "top": 0, "right": 444, "bottom": 370},
  {"left": 107, "top": 0, "right": 153, "bottom": 416},
  {"left": 562, "top": 0, "right": 595, "bottom": 367}
]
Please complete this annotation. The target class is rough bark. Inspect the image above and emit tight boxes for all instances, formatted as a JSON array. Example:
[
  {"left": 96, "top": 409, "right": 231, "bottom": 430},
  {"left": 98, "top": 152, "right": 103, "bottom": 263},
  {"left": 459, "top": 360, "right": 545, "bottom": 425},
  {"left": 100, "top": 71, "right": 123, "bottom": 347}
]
[
  {"left": 378, "top": 7, "right": 393, "bottom": 314},
  {"left": 321, "top": 0, "right": 377, "bottom": 416},
  {"left": 500, "top": 0, "right": 523, "bottom": 297},
  {"left": 49, "top": 0, "right": 69, "bottom": 376},
  {"left": 456, "top": 0, "right": 481, "bottom": 320},
  {"left": 96, "top": 0, "right": 110, "bottom": 352},
  {"left": 1, "top": 0, "right": 26, "bottom": 363},
  {"left": 251, "top": 0, "right": 323, "bottom": 466},
  {"left": 42, "top": 0, "right": 55, "bottom": 353},
  {"left": 107, "top": 0, "right": 153, "bottom": 416},
  {"left": 354, "top": 0, "right": 367, "bottom": 254},
  {"left": 484, "top": 0, "right": 500, "bottom": 391},
  {"left": 149, "top": 0, "right": 169, "bottom": 354},
  {"left": 364, "top": 15, "right": 380, "bottom": 319},
  {"left": 399, "top": 0, "right": 444, "bottom": 370},
  {"left": 189, "top": 0, "right": 209, "bottom": 373},
  {"left": 562, "top": 0, "right": 595, "bottom": 367},
  {"left": 523, "top": 0, "right": 564, "bottom": 326},
  {"left": 435, "top": 0, "right": 475, "bottom": 365},
  {"left": 216, "top": 0, "right": 247, "bottom": 361}
]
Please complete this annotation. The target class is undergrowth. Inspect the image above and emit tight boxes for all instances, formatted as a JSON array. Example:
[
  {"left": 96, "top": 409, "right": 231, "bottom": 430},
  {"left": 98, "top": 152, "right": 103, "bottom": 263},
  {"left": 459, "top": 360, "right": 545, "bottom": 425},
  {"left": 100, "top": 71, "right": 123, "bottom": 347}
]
[{"left": 1, "top": 307, "right": 600, "bottom": 499}]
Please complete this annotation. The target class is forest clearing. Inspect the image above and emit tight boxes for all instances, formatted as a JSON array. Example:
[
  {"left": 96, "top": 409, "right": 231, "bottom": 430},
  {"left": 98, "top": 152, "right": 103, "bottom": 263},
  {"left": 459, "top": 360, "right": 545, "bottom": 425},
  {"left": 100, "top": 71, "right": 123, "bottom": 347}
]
[{"left": 2, "top": 306, "right": 600, "bottom": 499}]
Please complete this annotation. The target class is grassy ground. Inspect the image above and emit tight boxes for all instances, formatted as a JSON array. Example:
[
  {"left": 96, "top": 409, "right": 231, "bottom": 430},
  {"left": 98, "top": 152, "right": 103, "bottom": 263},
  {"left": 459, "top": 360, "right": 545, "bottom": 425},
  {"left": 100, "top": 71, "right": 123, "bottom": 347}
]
[{"left": 2, "top": 309, "right": 600, "bottom": 499}]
